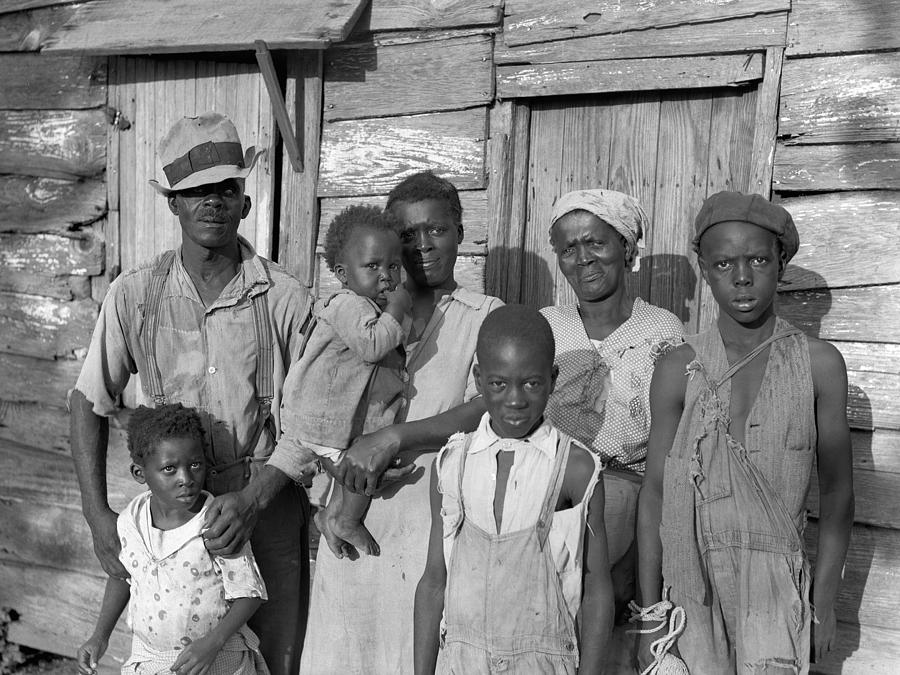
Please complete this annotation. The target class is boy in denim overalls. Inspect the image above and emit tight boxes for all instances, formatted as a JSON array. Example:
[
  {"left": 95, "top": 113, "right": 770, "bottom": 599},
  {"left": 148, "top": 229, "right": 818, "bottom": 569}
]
[
  {"left": 415, "top": 304, "right": 614, "bottom": 674},
  {"left": 636, "top": 192, "right": 854, "bottom": 673}
]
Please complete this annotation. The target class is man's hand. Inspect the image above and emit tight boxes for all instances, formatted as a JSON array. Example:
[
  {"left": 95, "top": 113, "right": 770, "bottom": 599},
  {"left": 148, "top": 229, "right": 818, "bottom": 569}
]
[
  {"left": 202, "top": 490, "right": 258, "bottom": 556},
  {"left": 333, "top": 426, "right": 406, "bottom": 496},
  {"left": 87, "top": 507, "right": 128, "bottom": 579},
  {"left": 812, "top": 603, "right": 837, "bottom": 662}
]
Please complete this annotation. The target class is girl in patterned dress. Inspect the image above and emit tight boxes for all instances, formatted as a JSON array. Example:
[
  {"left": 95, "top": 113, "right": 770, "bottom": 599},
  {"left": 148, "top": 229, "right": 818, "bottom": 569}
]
[{"left": 77, "top": 404, "right": 268, "bottom": 675}]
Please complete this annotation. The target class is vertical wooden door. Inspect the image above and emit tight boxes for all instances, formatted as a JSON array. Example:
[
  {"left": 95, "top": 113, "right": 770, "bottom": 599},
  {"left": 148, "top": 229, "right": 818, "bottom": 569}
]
[
  {"left": 108, "top": 57, "right": 277, "bottom": 274},
  {"left": 503, "top": 86, "right": 757, "bottom": 333}
]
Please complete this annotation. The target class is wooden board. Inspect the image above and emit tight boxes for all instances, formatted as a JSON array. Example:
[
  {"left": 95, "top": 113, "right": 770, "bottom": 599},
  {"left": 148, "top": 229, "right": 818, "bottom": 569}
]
[
  {"left": 318, "top": 108, "right": 487, "bottom": 197},
  {"left": 0, "top": 3, "right": 75, "bottom": 51},
  {"left": 319, "top": 190, "right": 488, "bottom": 255},
  {"left": 0, "top": 53, "right": 105, "bottom": 109},
  {"left": 809, "top": 619, "right": 900, "bottom": 674},
  {"left": 805, "top": 521, "right": 900, "bottom": 633},
  {"left": 845, "top": 367, "right": 900, "bottom": 432},
  {"left": 0, "top": 436, "right": 136, "bottom": 512},
  {"left": 774, "top": 142, "right": 900, "bottom": 192},
  {"left": 0, "top": 109, "right": 106, "bottom": 180},
  {"left": 324, "top": 34, "right": 493, "bottom": 121},
  {"left": 502, "top": 0, "right": 789, "bottom": 47},
  {"left": 747, "top": 46, "right": 783, "bottom": 198},
  {"left": 0, "top": 175, "right": 105, "bottom": 234},
  {"left": 650, "top": 93, "right": 712, "bottom": 334},
  {"left": 0, "top": 0, "right": 78, "bottom": 13},
  {"left": 497, "top": 13, "right": 787, "bottom": 64},
  {"left": 0, "top": 352, "right": 81, "bottom": 405},
  {"left": 787, "top": 0, "right": 900, "bottom": 57},
  {"left": 497, "top": 53, "right": 763, "bottom": 98},
  {"left": 0, "top": 402, "right": 71, "bottom": 454},
  {"left": 808, "top": 467, "right": 900, "bottom": 530},
  {"left": 0, "top": 561, "right": 130, "bottom": 670},
  {"left": 779, "top": 53, "right": 900, "bottom": 145},
  {"left": 0, "top": 231, "right": 103, "bottom": 278},
  {"left": 0, "top": 292, "right": 97, "bottom": 360},
  {"left": 850, "top": 428, "right": 900, "bottom": 476},
  {"left": 352, "top": 0, "right": 502, "bottom": 33},
  {"left": 44, "top": 0, "right": 368, "bottom": 54},
  {"left": 778, "top": 192, "right": 900, "bottom": 291},
  {"left": 277, "top": 51, "right": 323, "bottom": 285},
  {"left": 778, "top": 285, "right": 900, "bottom": 344}
]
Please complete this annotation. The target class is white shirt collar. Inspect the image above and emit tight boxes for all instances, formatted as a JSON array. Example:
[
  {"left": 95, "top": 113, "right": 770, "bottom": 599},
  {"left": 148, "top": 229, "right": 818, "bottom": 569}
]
[{"left": 468, "top": 412, "right": 558, "bottom": 459}]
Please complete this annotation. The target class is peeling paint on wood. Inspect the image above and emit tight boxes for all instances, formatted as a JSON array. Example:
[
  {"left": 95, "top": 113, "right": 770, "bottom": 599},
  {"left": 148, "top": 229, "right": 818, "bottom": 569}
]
[
  {"left": 318, "top": 108, "right": 487, "bottom": 196},
  {"left": 0, "top": 53, "right": 106, "bottom": 109},
  {"left": 0, "top": 109, "right": 107, "bottom": 179},
  {"left": 318, "top": 191, "right": 488, "bottom": 254},
  {"left": 324, "top": 34, "right": 493, "bottom": 121},
  {"left": 496, "top": 13, "right": 788, "bottom": 64},
  {"left": 497, "top": 53, "right": 763, "bottom": 98},
  {"left": 774, "top": 142, "right": 900, "bottom": 192},
  {"left": 0, "top": 291, "right": 97, "bottom": 359},
  {"left": 502, "top": 0, "right": 789, "bottom": 47},
  {"left": 0, "top": 231, "right": 103, "bottom": 277},
  {"left": 779, "top": 53, "right": 900, "bottom": 145},
  {"left": 779, "top": 192, "right": 900, "bottom": 290},
  {"left": 0, "top": 175, "right": 106, "bottom": 233}
]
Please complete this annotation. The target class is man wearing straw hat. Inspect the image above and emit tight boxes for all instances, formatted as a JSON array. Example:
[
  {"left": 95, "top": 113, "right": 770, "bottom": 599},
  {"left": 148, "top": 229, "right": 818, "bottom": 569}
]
[{"left": 70, "top": 112, "right": 312, "bottom": 675}]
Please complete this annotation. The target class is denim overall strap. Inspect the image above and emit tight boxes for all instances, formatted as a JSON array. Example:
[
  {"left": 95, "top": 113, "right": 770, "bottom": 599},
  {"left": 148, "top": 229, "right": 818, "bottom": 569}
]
[
  {"left": 536, "top": 433, "right": 572, "bottom": 551},
  {"left": 712, "top": 327, "right": 802, "bottom": 391}
]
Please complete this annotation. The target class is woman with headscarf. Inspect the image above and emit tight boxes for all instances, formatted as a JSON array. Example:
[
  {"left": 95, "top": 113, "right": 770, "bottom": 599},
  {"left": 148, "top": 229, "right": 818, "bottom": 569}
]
[{"left": 540, "top": 190, "right": 685, "bottom": 631}]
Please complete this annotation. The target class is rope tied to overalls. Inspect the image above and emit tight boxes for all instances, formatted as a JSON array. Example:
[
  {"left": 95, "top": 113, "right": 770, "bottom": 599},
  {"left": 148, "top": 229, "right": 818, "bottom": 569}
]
[{"left": 627, "top": 587, "right": 689, "bottom": 675}]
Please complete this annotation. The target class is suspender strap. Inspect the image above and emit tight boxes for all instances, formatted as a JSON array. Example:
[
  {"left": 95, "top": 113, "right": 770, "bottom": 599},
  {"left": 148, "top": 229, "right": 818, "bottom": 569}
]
[
  {"left": 142, "top": 250, "right": 177, "bottom": 405},
  {"left": 249, "top": 289, "right": 274, "bottom": 405},
  {"left": 538, "top": 432, "right": 572, "bottom": 550},
  {"left": 453, "top": 434, "right": 475, "bottom": 538}
]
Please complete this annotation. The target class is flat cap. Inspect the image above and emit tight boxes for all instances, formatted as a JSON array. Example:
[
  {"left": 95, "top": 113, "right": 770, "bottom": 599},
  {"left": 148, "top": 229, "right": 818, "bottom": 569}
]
[{"left": 692, "top": 191, "right": 799, "bottom": 262}]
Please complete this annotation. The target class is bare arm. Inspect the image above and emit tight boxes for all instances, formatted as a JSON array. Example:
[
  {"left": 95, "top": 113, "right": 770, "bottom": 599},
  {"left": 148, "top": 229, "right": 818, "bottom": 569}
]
[
  {"left": 414, "top": 462, "right": 447, "bottom": 675},
  {"left": 70, "top": 389, "right": 127, "bottom": 578},
  {"left": 575, "top": 456, "right": 613, "bottom": 674},
  {"left": 336, "top": 398, "right": 487, "bottom": 495},
  {"left": 170, "top": 596, "right": 263, "bottom": 675},
  {"left": 77, "top": 576, "right": 130, "bottom": 674},
  {"left": 635, "top": 347, "right": 690, "bottom": 669},
  {"left": 808, "top": 339, "right": 854, "bottom": 662}
]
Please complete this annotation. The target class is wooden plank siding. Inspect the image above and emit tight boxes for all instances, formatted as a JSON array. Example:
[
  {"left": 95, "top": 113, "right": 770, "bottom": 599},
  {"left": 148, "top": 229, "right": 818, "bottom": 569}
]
[
  {"left": 777, "top": 192, "right": 900, "bottom": 291},
  {"left": 318, "top": 108, "right": 488, "bottom": 197},
  {"left": 774, "top": 142, "right": 900, "bottom": 193},
  {"left": 787, "top": 0, "right": 900, "bottom": 57},
  {"left": 323, "top": 34, "right": 493, "bottom": 121},
  {"left": 779, "top": 53, "right": 900, "bottom": 145},
  {"left": 502, "top": 0, "right": 790, "bottom": 47},
  {"left": 0, "top": 176, "right": 106, "bottom": 234},
  {"left": 351, "top": 0, "right": 502, "bottom": 34},
  {"left": 496, "top": 53, "right": 764, "bottom": 99},
  {"left": 0, "top": 109, "right": 107, "bottom": 180},
  {"left": 0, "top": 230, "right": 101, "bottom": 299},
  {"left": 496, "top": 12, "right": 788, "bottom": 64},
  {"left": 0, "top": 3, "right": 75, "bottom": 51},
  {"left": 0, "top": 53, "right": 106, "bottom": 109}
]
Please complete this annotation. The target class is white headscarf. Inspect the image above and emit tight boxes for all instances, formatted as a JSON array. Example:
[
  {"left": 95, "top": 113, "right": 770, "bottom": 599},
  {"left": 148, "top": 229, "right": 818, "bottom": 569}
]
[{"left": 549, "top": 189, "right": 649, "bottom": 271}]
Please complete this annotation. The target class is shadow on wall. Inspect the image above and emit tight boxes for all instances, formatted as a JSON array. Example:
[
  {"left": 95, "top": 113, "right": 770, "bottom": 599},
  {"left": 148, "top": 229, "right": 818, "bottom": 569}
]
[
  {"left": 486, "top": 245, "right": 555, "bottom": 308},
  {"left": 781, "top": 264, "right": 874, "bottom": 674},
  {"left": 639, "top": 253, "right": 698, "bottom": 326}
]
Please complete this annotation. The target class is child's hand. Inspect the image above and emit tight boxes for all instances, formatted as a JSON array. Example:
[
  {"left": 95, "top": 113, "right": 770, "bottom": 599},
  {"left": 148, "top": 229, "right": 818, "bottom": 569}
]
[
  {"left": 170, "top": 634, "right": 222, "bottom": 675},
  {"left": 384, "top": 286, "right": 412, "bottom": 314},
  {"left": 77, "top": 635, "right": 108, "bottom": 675}
]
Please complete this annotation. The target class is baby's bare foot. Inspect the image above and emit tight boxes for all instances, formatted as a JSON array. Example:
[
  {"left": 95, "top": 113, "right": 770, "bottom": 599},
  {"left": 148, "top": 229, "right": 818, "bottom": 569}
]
[
  {"left": 314, "top": 509, "right": 353, "bottom": 559},
  {"left": 327, "top": 513, "right": 380, "bottom": 557}
]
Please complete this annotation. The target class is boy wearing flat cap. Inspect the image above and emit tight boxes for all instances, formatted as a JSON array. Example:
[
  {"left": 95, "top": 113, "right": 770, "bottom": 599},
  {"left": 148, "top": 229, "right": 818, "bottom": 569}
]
[
  {"left": 635, "top": 192, "right": 854, "bottom": 673},
  {"left": 70, "top": 112, "right": 312, "bottom": 675}
]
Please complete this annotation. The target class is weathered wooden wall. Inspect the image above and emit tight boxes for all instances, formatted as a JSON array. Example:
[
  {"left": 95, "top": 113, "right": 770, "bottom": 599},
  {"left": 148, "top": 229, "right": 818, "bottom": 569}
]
[
  {"left": 773, "top": 1, "right": 900, "bottom": 671},
  {"left": 1, "top": 0, "right": 897, "bottom": 672},
  {"left": 0, "top": 4, "right": 133, "bottom": 670}
]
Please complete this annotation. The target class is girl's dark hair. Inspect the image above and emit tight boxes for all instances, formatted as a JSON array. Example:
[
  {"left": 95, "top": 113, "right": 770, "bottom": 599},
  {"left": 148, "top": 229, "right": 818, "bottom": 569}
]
[
  {"left": 127, "top": 403, "right": 205, "bottom": 464},
  {"left": 385, "top": 171, "right": 463, "bottom": 230},
  {"left": 323, "top": 204, "right": 402, "bottom": 272}
]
